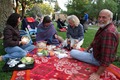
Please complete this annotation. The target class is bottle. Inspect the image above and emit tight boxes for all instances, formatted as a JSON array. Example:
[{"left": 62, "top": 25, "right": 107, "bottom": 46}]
[{"left": 67, "top": 39, "right": 71, "bottom": 50}]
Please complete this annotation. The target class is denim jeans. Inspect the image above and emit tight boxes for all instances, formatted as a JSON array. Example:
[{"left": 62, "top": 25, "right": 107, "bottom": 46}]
[
  {"left": 2, "top": 43, "right": 35, "bottom": 61},
  {"left": 70, "top": 49, "right": 100, "bottom": 66}
]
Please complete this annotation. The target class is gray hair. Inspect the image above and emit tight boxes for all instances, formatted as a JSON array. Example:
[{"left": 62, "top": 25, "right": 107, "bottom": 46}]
[
  {"left": 100, "top": 9, "right": 113, "bottom": 19},
  {"left": 67, "top": 15, "right": 80, "bottom": 26}
]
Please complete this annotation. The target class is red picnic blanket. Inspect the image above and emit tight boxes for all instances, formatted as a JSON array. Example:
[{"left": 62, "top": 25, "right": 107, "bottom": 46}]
[{"left": 11, "top": 49, "right": 120, "bottom": 80}]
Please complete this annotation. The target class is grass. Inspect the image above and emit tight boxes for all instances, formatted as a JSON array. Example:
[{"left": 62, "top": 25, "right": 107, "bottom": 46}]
[
  {"left": 0, "top": 40, "right": 12, "bottom": 80},
  {"left": 0, "top": 22, "right": 120, "bottom": 80}
]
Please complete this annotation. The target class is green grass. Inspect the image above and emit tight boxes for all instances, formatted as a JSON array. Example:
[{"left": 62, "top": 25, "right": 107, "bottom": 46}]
[
  {"left": 0, "top": 22, "right": 119, "bottom": 80},
  {"left": 0, "top": 40, "right": 12, "bottom": 80}
]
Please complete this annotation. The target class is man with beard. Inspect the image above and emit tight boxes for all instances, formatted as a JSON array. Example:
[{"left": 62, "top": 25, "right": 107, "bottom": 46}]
[{"left": 70, "top": 9, "right": 119, "bottom": 80}]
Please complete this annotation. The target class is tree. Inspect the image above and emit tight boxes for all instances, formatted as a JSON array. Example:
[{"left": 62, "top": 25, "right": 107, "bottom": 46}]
[
  {"left": 13, "top": 0, "right": 43, "bottom": 19},
  {"left": 113, "top": 0, "right": 120, "bottom": 20},
  {"left": 0, "top": 0, "right": 13, "bottom": 32},
  {"left": 0, "top": 0, "right": 43, "bottom": 32},
  {"left": 66, "top": 0, "right": 90, "bottom": 17},
  {"left": 26, "top": 2, "right": 54, "bottom": 18},
  {"left": 65, "top": 0, "right": 118, "bottom": 21},
  {"left": 87, "top": 0, "right": 118, "bottom": 19},
  {"left": 20, "top": 0, "right": 43, "bottom": 19},
  {"left": 13, "top": 0, "right": 19, "bottom": 13},
  {"left": 39, "top": 3, "right": 54, "bottom": 16},
  {"left": 54, "top": 1, "right": 61, "bottom": 12},
  {"left": 26, "top": 4, "right": 42, "bottom": 17}
]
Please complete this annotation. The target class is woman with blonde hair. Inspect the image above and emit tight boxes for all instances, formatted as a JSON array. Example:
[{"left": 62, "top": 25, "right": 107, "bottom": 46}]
[{"left": 62, "top": 15, "right": 84, "bottom": 50}]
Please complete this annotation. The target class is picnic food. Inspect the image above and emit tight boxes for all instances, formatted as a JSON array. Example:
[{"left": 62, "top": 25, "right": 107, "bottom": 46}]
[
  {"left": 40, "top": 50, "right": 49, "bottom": 56},
  {"left": 37, "top": 41, "right": 47, "bottom": 49},
  {"left": 21, "top": 57, "right": 34, "bottom": 64},
  {"left": 21, "top": 36, "right": 30, "bottom": 44},
  {"left": 49, "top": 51, "right": 54, "bottom": 57},
  {"left": 38, "top": 49, "right": 43, "bottom": 52},
  {"left": 37, "top": 52, "right": 43, "bottom": 56}
]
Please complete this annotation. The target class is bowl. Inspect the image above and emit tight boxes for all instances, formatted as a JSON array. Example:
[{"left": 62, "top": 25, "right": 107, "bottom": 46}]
[{"left": 21, "top": 57, "right": 34, "bottom": 64}]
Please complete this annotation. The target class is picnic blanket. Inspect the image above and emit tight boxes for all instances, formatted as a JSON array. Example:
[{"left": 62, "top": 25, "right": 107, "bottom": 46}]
[
  {"left": 11, "top": 49, "right": 120, "bottom": 80},
  {"left": 59, "top": 28, "right": 67, "bottom": 32}
]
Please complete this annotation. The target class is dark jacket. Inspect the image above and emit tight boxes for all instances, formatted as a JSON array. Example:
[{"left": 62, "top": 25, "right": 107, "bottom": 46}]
[
  {"left": 67, "top": 24, "right": 84, "bottom": 41},
  {"left": 3, "top": 25, "right": 21, "bottom": 48}
]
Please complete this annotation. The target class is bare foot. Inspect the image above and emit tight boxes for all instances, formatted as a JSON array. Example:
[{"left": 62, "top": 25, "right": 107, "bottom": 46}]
[{"left": 0, "top": 56, "right": 3, "bottom": 61}]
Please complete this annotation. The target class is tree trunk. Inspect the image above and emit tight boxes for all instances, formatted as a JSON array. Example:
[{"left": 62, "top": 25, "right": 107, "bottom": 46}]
[
  {"left": 15, "top": 0, "right": 19, "bottom": 13},
  {"left": 21, "top": 1, "right": 26, "bottom": 19},
  {"left": 0, "top": 0, "right": 13, "bottom": 32}
]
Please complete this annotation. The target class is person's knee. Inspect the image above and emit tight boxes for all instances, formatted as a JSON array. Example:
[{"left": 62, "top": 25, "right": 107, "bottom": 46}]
[
  {"left": 28, "top": 45, "right": 35, "bottom": 52},
  {"left": 31, "top": 45, "right": 36, "bottom": 50},
  {"left": 70, "top": 49, "right": 77, "bottom": 57},
  {"left": 21, "top": 50, "right": 27, "bottom": 57}
]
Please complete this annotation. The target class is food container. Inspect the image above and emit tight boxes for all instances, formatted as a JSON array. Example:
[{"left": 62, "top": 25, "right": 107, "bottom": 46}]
[
  {"left": 47, "top": 45, "right": 56, "bottom": 51},
  {"left": 21, "top": 57, "right": 34, "bottom": 64},
  {"left": 21, "top": 36, "right": 30, "bottom": 44},
  {"left": 37, "top": 52, "right": 43, "bottom": 56},
  {"left": 36, "top": 41, "right": 47, "bottom": 49}
]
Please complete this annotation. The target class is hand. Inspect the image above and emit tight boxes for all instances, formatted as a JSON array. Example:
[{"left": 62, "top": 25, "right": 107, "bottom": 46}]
[
  {"left": 85, "top": 47, "right": 91, "bottom": 52},
  {"left": 67, "top": 38, "right": 70, "bottom": 42},
  {"left": 21, "top": 36, "right": 29, "bottom": 45},
  {"left": 75, "top": 39, "right": 79, "bottom": 43},
  {"left": 73, "top": 44, "right": 77, "bottom": 49},
  {"left": 67, "top": 39, "right": 71, "bottom": 44},
  {"left": 21, "top": 40, "right": 27, "bottom": 45},
  {"left": 19, "top": 41, "right": 27, "bottom": 45},
  {"left": 54, "top": 34, "right": 58, "bottom": 38},
  {"left": 89, "top": 73, "right": 100, "bottom": 80}
]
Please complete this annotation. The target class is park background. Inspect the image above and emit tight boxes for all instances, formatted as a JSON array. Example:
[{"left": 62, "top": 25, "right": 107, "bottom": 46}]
[{"left": 0, "top": 0, "right": 120, "bottom": 79}]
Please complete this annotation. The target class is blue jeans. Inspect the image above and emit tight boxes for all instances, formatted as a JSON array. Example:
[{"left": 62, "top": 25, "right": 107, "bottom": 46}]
[
  {"left": 70, "top": 49, "right": 100, "bottom": 66},
  {"left": 2, "top": 43, "right": 35, "bottom": 61}
]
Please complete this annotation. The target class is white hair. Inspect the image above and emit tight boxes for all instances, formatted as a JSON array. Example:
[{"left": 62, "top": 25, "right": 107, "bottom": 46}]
[
  {"left": 67, "top": 15, "right": 80, "bottom": 26},
  {"left": 100, "top": 9, "right": 113, "bottom": 19}
]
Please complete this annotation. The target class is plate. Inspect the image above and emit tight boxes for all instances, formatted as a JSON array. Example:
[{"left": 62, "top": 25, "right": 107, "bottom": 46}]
[{"left": 2, "top": 58, "right": 34, "bottom": 72}]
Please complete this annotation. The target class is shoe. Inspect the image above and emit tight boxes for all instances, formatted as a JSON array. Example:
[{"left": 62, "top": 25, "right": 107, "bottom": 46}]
[{"left": 0, "top": 56, "right": 3, "bottom": 61}]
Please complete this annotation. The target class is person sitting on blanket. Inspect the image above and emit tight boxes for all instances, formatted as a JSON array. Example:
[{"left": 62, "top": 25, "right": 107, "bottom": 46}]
[
  {"left": 56, "top": 18, "right": 67, "bottom": 29},
  {"left": 70, "top": 9, "right": 119, "bottom": 80},
  {"left": 36, "top": 16, "right": 64, "bottom": 45},
  {"left": 62, "top": 15, "right": 84, "bottom": 50},
  {"left": 0, "top": 13, "right": 35, "bottom": 61}
]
